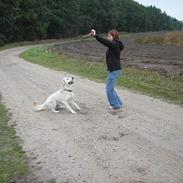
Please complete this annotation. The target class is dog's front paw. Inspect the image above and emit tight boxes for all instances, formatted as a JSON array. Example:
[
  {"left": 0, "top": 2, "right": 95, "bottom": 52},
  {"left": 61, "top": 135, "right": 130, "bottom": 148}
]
[{"left": 52, "top": 110, "right": 59, "bottom": 113}]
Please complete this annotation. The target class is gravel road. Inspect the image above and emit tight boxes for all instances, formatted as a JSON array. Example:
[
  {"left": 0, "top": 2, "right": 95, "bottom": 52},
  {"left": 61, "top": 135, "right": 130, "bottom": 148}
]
[{"left": 0, "top": 46, "right": 183, "bottom": 183}]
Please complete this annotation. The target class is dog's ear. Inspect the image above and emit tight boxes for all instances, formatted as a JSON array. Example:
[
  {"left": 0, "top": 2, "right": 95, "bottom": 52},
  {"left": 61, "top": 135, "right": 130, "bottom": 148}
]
[{"left": 62, "top": 77, "right": 68, "bottom": 84}]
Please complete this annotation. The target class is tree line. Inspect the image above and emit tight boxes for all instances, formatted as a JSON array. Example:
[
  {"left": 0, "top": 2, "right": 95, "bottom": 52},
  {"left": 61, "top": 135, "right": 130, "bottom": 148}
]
[{"left": 0, "top": 0, "right": 182, "bottom": 46}]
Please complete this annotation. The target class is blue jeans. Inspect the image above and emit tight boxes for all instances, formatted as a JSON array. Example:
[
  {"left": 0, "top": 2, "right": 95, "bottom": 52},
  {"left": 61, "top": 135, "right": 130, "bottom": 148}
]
[{"left": 106, "top": 70, "right": 122, "bottom": 109}]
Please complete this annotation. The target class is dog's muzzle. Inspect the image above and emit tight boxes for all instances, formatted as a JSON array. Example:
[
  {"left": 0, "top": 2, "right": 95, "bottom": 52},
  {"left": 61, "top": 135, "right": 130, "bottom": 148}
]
[{"left": 68, "top": 77, "right": 74, "bottom": 84}]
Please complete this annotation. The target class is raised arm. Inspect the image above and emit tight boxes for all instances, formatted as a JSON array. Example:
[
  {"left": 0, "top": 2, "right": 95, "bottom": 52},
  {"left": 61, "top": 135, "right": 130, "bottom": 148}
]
[
  {"left": 90, "top": 29, "right": 116, "bottom": 49},
  {"left": 94, "top": 35, "right": 117, "bottom": 49}
]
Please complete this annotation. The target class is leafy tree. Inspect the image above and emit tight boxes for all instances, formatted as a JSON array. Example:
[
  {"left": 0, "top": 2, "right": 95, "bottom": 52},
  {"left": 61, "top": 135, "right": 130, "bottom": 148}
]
[
  {"left": 16, "top": 0, "right": 50, "bottom": 40},
  {"left": 0, "top": 0, "right": 21, "bottom": 43},
  {"left": 0, "top": 0, "right": 182, "bottom": 44},
  {"left": 47, "top": 0, "right": 80, "bottom": 38}
]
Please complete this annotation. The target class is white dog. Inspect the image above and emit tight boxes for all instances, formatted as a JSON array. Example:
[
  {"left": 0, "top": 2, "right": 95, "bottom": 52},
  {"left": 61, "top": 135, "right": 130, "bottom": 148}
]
[{"left": 33, "top": 77, "right": 80, "bottom": 114}]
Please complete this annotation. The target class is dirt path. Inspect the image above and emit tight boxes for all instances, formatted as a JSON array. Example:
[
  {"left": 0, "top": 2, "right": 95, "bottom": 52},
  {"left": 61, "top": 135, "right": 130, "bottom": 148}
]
[{"left": 0, "top": 47, "right": 183, "bottom": 183}]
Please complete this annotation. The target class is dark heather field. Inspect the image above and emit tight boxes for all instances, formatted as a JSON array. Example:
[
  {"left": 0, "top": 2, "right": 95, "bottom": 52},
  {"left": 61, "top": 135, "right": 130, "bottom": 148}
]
[{"left": 51, "top": 32, "right": 183, "bottom": 76}]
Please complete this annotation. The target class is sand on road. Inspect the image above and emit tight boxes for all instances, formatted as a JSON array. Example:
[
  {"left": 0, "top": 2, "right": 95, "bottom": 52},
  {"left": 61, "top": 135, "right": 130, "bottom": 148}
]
[{"left": 0, "top": 47, "right": 183, "bottom": 183}]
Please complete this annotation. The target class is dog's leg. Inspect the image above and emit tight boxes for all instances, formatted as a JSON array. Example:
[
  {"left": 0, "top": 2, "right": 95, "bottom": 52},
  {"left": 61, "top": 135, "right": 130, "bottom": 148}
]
[
  {"left": 50, "top": 106, "right": 59, "bottom": 113},
  {"left": 63, "top": 102, "right": 76, "bottom": 114},
  {"left": 51, "top": 109, "right": 59, "bottom": 113},
  {"left": 70, "top": 100, "right": 80, "bottom": 110},
  {"left": 49, "top": 101, "right": 59, "bottom": 113},
  {"left": 56, "top": 103, "right": 66, "bottom": 110}
]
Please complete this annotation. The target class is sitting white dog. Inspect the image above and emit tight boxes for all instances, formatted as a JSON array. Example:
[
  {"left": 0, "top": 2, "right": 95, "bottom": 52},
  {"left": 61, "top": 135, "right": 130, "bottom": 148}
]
[{"left": 33, "top": 77, "right": 80, "bottom": 114}]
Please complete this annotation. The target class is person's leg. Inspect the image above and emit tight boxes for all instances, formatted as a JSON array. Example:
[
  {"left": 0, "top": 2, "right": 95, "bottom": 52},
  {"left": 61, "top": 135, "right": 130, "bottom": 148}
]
[
  {"left": 113, "top": 70, "right": 123, "bottom": 107},
  {"left": 114, "top": 90, "right": 123, "bottom": 106},
  {"left": 106, "top": 70, "right": 122, "bottom": 109}
]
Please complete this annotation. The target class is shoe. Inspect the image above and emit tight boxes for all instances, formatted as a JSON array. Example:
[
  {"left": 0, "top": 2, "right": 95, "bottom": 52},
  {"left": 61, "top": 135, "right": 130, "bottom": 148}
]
[
  {"left": 108, "top": 106, "right": 123, "bottom": 115},
  {"left": 108, "top": 106, "right": 122, "bottom": 110}
]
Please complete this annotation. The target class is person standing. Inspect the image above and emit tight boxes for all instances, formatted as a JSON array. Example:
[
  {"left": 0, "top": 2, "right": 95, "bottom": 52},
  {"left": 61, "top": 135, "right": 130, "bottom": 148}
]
[{"left": 89, "top": 29, "right": 124, "bottom": 110}]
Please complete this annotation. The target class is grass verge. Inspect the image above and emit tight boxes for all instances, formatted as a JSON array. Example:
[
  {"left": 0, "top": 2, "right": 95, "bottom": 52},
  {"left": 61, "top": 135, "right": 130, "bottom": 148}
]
[
  {"left": 21, "top": 47, "right": 183, "bottom": 105},
  {"left": 0, "top": 101, "right": 28, "bottom": 183}
]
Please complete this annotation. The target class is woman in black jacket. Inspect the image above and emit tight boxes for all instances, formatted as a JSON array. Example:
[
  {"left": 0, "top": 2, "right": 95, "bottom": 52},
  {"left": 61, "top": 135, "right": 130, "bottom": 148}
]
[{"left": 89, "top": 29, "right": 124, "bottom": 109}]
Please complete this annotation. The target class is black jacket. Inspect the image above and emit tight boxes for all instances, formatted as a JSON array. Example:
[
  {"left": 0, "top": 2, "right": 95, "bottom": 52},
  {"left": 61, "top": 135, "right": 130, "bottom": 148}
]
[{"left": 94, "top": 34, "right": 124, "bottom": 71}]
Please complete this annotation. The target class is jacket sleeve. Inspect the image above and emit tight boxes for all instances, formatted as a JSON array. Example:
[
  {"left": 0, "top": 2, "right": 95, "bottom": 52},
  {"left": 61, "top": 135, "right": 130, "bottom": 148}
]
[
  {"left": 94, "top": 35, "right": 116, "bottom": 49},
  {"left": 120, "top": 41, "right": 124, "bottom": 51}
]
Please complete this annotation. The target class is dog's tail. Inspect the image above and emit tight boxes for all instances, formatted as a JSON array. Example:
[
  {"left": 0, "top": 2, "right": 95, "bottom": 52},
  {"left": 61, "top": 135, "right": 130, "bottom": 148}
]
[
  {"left": 33, "top": 101, "right": 44, "bottom": 111},
  {"left": 33, "top": 101, "right": 37, "bottom": 107}
]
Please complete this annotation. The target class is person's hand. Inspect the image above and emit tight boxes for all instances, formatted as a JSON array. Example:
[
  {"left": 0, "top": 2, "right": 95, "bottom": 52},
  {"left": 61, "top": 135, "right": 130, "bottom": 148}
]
[{"left": 90, "top": 29, "right": 96, "bottom": 36}]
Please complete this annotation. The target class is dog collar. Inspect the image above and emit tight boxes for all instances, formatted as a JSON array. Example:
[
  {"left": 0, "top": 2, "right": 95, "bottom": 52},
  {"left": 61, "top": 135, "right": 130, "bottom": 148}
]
[{"left": 64, "top": 89, "right": 72, "bottom": 92}]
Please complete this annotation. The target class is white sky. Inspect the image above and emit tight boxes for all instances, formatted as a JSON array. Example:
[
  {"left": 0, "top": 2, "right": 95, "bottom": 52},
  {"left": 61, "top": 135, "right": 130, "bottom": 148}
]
[{"left": 134, "top": 0, "right": 183, "bottom": 21}]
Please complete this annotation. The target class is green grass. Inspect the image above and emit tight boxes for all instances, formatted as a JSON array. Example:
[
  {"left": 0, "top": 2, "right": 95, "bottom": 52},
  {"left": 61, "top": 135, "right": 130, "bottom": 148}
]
[
  {"left": 0, "top": 102, "right": 29, "bottom": 183},
  {"left": 21, "top": 47, "right": 183, "bottom": 105}
]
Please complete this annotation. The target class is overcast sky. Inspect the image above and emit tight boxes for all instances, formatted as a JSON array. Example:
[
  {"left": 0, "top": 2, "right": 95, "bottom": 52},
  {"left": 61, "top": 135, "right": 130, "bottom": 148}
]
[{"left": 134, "top": 0, "right": 183, "bottom": 21}]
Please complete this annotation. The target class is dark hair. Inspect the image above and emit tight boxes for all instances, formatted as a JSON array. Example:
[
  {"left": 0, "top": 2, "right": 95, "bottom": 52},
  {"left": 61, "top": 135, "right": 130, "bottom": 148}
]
[{"left": 108, "top": 30, "right": 120, "bottom": 40}]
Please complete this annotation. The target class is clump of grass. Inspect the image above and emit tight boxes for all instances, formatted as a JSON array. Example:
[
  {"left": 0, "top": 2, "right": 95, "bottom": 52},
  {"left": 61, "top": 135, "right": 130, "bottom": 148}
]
[
  {"left": 164, "top": 31, "right": 183, "bottom": 46},
  {"left": 21, "top": 47, "right": 183, "bottom": 105},
  {"left": 0, "top": 102, "right": 29, "bottom": 183},
  {"left": 136, "top": 31, "right": 183, "bottom": 46},
  {"left": 136, "top": 35, "right": 164, "bottom": 45}
]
